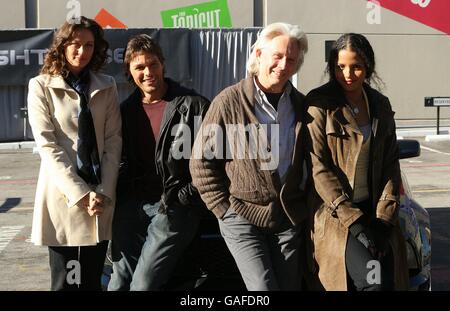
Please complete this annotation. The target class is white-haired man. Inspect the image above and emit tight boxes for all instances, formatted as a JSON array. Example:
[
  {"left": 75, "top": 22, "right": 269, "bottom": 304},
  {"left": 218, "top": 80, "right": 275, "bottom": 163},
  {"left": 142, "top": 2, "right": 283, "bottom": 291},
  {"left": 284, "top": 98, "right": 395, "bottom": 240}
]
[{"left": 190, "top": 23, "right": 309, "bottom": 290}]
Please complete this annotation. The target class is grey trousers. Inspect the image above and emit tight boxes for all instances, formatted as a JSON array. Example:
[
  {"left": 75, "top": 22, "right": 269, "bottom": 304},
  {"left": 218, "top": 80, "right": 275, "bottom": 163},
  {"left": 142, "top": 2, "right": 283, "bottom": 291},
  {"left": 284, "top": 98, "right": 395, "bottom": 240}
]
[{"left": 218, "top": 208, "right": 302, "bottom": 291}]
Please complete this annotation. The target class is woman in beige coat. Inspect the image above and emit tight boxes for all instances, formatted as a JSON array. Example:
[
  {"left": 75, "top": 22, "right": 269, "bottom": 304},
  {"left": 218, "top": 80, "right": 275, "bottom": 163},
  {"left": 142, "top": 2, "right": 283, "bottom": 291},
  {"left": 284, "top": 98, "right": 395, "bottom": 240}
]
[
  {"left": 27, "top": 16, "right": 121, "bottom": 290},
  {"left": 305, "top": 33, "right": 408, "bottom": 291}
]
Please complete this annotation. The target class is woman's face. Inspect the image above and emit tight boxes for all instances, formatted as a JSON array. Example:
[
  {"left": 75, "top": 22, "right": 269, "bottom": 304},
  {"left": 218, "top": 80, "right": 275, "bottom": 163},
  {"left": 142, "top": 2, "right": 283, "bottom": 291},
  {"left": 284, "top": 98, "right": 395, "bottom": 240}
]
[
  {"left": 64, "top": 28, "right": 95, "bottom": 75},
  {"left": 334, "top": 48, "right": 366, "bottom": 94}
]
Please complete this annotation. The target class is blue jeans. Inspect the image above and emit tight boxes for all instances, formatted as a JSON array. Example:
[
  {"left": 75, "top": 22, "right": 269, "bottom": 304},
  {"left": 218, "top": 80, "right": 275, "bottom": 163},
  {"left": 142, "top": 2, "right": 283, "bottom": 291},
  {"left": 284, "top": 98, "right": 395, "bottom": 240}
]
[
  {"left": 129, "top": 201, "right": 201, "bottom": 291},
  {"left": 107, "top": 198, "right": 152, "bottom": 291},
  {"left": 218, "top": 207, "right": 302, "bottom": 291}
]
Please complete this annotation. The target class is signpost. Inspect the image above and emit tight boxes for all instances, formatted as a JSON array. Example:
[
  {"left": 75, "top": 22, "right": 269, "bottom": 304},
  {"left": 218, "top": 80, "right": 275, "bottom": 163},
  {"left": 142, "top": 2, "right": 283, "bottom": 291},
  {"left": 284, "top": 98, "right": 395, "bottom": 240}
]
[{"left": 424, "top": 97, "right": 450, "bottom": 135}]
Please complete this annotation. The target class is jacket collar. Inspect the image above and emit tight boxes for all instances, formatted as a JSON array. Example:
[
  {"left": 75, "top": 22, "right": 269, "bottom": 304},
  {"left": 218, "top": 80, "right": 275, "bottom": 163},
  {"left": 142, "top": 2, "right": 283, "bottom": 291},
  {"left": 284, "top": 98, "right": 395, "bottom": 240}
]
[
  {"left": 242, "top": 75, "right": 304, "bottom": 123},
  {"left": 44, "top": 71, "right": 114, "bottom": 99},
  {"left": 310, "top": 81, "right": 386, "bottom": 135},
  {"left": 242, "top": 75, "right": 257, "bottom": 108}
]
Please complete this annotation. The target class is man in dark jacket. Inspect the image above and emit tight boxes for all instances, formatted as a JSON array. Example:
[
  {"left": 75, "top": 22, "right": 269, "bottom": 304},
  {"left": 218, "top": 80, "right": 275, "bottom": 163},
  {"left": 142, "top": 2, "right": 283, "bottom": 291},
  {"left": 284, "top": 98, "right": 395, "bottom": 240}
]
[{"left": 108, "top": 34, "right": 209, "bottom": 291}]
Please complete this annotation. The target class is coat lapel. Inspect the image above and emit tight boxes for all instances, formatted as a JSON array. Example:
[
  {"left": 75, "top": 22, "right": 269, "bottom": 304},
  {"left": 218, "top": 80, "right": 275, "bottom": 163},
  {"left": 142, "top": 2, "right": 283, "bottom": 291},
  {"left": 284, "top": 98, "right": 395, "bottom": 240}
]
[
  {"left": 320, "top": 82, "right": 361, "bottom": 135},
  {"left": 88, "top": 72, "right": 114, "bottom": 101},
  {"left": 45, "top": 75, "right": 74, "bottom": 92},
  {"left": 332, "top": 105, "right": 361, "bottom": 135},
  {"left": 45, "top": 72, "right": 114, "bottom": 105}
]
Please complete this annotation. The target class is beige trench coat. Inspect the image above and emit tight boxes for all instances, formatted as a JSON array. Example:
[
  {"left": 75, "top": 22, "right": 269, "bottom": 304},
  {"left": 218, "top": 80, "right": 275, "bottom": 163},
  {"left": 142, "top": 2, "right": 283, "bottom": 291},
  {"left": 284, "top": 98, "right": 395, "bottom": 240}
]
[
  {"left": 28, "top": 72, "right": 122, "bottom": 246},
  {"left": 305, "top": 82, "right": 409, "bottom": 290}
]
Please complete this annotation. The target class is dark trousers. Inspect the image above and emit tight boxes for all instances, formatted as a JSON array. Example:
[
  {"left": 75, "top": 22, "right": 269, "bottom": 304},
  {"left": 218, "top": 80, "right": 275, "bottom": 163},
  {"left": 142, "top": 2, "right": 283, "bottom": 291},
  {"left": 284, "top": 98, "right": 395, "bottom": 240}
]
[
  {"left": 48, "top": 240, "right": 109, "bottom": 291},
  {"left": 345, "top": 200, "right": 395, "bottom": 291}
]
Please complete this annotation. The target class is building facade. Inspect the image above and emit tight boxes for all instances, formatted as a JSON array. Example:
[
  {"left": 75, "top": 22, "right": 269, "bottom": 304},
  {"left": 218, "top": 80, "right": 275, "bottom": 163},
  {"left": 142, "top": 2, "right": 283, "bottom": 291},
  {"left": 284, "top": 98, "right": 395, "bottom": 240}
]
[{"left": 1, "top": 0, "right": 449, "bottom": 120}]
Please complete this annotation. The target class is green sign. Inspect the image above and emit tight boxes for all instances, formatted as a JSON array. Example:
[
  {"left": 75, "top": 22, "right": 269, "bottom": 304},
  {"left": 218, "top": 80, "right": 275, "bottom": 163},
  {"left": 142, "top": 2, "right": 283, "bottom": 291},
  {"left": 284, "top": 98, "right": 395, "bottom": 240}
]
[{"left": 161, "top": 0, "right": 232, "bottom": 28}]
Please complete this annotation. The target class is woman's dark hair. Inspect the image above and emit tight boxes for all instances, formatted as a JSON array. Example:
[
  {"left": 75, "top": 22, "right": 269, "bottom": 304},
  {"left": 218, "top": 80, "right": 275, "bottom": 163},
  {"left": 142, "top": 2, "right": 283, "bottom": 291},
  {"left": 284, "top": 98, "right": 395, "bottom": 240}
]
[
  {"left": 40, "top": 16, "right": 109, "bottom": 77},
  {"left": 123, "top": 34, "right": 165, "bottom": 84},
  {"left": 327, "top": 33, "right": 383, "bottom": 88}
]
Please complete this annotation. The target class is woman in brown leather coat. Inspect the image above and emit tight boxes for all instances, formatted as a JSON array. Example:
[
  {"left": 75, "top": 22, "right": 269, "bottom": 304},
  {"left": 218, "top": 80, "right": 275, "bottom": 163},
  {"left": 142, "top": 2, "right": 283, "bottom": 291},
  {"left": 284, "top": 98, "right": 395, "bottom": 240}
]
[{"left": 305, "top": 33, "right": 408, "bottom": 291}]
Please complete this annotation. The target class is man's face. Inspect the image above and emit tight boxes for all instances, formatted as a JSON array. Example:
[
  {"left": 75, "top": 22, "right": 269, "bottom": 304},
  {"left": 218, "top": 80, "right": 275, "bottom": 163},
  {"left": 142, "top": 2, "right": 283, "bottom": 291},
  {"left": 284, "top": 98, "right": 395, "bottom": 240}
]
[
  {"left": 256, "top": 35, "right": 300, "bottom": 93},
  {"left": 128, "top": 52, "right": 165, "bottom": 96}
]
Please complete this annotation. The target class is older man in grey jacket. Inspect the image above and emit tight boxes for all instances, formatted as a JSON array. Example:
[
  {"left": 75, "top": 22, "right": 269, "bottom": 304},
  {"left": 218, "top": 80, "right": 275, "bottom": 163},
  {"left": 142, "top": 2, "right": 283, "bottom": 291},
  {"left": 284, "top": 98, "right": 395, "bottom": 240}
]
[{"left": 190, "top": 22, "right": 309, "bottom": 291}]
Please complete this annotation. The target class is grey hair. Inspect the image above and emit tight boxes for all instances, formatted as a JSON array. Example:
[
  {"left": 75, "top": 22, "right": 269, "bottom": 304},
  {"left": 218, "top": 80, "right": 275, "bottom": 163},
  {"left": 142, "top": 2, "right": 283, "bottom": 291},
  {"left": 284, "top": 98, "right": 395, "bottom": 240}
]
[{"left": 246, "top": 22, "right": 308, "bottom": 76}]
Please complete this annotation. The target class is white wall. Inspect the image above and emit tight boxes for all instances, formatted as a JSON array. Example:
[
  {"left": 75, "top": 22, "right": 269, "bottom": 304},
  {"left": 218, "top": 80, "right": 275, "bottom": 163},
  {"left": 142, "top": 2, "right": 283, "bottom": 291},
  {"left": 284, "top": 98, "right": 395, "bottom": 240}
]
[
  {"left": 267, "top": 0, "right": 450, "bottom": 119},
  {"left": 17, "top": 0, "right": 450, "bottom": 119},
  {"left": 37, "top": 0, "right": 253, "bottom": 28},
  {"left": 0, "top": 0, "right": 26, "bottom": 29}
]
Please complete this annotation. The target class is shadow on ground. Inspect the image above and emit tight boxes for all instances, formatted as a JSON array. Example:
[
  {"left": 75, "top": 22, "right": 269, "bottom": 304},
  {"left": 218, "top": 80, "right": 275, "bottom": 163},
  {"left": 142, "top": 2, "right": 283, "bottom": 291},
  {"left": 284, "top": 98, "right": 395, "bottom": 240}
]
[{"left": 0, "top": 197, "right": 22, "bottom": 213}]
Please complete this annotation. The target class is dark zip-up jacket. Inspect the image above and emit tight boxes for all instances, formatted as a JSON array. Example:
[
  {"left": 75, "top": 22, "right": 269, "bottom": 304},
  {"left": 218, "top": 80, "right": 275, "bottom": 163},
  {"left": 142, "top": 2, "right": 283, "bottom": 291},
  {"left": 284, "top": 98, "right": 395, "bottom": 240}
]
[{"left": 117, "top": 78, "right": 210, "bottom": 210}]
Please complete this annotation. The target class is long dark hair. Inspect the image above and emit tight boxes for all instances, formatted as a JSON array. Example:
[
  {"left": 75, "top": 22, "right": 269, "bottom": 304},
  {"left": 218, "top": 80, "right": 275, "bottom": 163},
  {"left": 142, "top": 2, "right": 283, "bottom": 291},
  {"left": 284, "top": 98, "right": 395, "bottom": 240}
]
[
  {"left": 327, "top": 33, "right": 383, "bottom": 89},
  {"left": 40, "top": 16, "right": 108, "bottom": 77}
]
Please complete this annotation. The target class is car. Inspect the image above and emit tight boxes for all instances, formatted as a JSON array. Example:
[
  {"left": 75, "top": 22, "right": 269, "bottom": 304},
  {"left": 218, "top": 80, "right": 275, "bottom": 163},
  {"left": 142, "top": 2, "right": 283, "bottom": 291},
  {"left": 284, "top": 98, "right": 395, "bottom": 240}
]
[
  {"left": 102, "top": 139, "right": 431, "bottom": 291},
  {"left": 398, "top": 139, "right": 432, "bottom": 290}
]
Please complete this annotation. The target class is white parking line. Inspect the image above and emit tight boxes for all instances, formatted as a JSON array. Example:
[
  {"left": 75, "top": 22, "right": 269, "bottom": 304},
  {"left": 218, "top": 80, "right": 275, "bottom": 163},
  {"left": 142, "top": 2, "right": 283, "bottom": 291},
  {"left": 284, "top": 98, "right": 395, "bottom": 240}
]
[
  {"left": 0, "top": 225, "right": 25, "bottom": 253},
  {"left": 421, "top": 145, "right": 450, "bottom": 156},
  {"left": 413, "top": 189, "right": 450, "bottom": 193}
]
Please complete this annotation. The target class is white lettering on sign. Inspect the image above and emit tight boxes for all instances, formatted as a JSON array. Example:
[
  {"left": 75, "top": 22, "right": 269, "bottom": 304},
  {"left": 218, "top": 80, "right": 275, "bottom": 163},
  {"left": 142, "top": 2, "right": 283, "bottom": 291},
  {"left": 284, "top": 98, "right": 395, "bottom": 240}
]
[
  {"left": 434, "top": 98, "right": 450, "bottom": 106},
  {"left": 0, "top": 48, "right": 126, "bottom": 66},
  {"left": 106, "top": 48, "right": 125, "bottom": 64},
  {"left": 0, "top": 49, "right": 47, "bottom": 66},
  {"left": 411, "top": 0, "right": 431, "bottom": 8},
  {"left": 171, "top": 9, "right": 221, "bottom": 28}
]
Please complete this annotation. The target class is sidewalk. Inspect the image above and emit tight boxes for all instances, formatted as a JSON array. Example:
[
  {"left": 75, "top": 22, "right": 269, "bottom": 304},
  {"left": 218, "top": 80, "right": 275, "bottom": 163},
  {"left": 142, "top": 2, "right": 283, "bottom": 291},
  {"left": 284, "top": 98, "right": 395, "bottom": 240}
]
[
  {"left": 396, "top": 119, "right": 450, "bottom": 140},
  {"left": 0, "top": 141, "right": 36, "bottom": 151}
]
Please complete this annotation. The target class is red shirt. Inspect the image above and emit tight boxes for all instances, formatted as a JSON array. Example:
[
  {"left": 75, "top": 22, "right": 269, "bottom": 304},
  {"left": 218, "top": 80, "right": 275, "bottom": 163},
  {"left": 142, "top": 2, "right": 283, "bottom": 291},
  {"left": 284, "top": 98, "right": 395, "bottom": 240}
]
[{"left": 142, "top": 100, "right": 166, "bottom": 141}]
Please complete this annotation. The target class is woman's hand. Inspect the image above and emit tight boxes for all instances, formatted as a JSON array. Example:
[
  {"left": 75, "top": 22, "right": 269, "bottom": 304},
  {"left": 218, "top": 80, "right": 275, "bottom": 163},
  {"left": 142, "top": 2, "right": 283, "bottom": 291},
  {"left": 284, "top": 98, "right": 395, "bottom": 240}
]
[{"left": 80, "top": 192, "right": 111, "bottom": 216}]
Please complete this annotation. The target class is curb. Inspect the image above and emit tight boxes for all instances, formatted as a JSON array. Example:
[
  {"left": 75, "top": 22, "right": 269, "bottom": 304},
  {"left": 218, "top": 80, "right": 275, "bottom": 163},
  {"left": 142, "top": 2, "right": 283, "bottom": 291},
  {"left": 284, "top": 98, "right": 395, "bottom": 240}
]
[
  {"left": 0, "top": 141, "right": 36, "bottom": 150},
  {"left": 396, "top": 129, "right": 449, "bottom": 138},
  {"left": 425, "top": 134, "right": 450, "bottom": 142}
]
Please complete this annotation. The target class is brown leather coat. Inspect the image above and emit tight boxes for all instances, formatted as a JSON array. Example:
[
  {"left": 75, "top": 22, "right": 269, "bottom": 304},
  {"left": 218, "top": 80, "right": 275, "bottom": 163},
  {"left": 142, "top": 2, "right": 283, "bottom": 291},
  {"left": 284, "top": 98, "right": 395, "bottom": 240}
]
[{"left": 304, "top": 81, "right": 409, "bottom": 290}]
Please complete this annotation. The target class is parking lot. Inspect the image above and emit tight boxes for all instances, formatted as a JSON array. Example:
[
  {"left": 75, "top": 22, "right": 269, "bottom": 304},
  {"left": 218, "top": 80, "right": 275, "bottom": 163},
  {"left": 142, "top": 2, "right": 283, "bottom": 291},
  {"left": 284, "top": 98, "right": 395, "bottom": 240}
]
[{"left": 0, "top": 136, "right": 450, "bottom": 290}]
